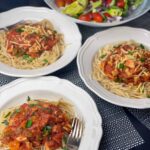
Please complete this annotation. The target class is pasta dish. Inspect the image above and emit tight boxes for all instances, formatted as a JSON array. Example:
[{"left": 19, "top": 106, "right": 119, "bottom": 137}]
[
  {"left": 0, "top": 19, "right": 64, "bottom": 69},
  {"left": 0, "top": 98, "right": 74, "bottom": 150},
  {"left": 93, "top": 41, "right": 150, "bottom": 98}
]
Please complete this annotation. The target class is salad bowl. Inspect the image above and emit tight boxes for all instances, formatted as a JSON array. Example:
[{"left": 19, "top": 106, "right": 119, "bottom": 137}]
[{"left": 44, "top": 0, "right": 150, "bottom": 27}]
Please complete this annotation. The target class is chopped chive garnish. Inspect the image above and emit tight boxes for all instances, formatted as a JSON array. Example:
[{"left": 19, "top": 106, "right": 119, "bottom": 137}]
[
  {"left": 27, "top": 58, "right": 33, "bottom": 63},
  {"left": 118, "top": 63, "right": 125, "bottom": 69},
  {"left": 27, "top": 96, "right": 31, "bottom": 102},
  {"left": 10, "top": 109, "right": 20, "bottom": 117},
  {"left": 4, "top": 112, "right": 11, "bottom": 118},
  {"left": 140, "top": 44, "right": 145, "bottom": 49},
  {"left": 43, "top": 125, "right": 52, "bottom": 136},
  {"left": 41, "top": 35, "right": 48, "bottom": 40},
  {"left": 15, "top": 109, "right": 20, "bottom": 113},
  {"left": 23, "top": 54, "right": 33, "bottom": 63},
  {"left": 2, "top": 120, "right": 9, "bottom": 126},
  {"left": 62, "top": 134, "right": 68, "bottom": 144},
  {"left": 128, "top": 51, "right": 134, "bottom": 55},
  {"left": 29, "top": 104, "right": 38, "bottom": 107},
  {"left": 115, "top": 78, "right": 123, "bottom": 83},
  {"left": 26, "top": 120, "right": 33, "bottom": 128},
  {"left": 16, "top": 28, "right": 24, "bottom": 33},
  {"left": 23, "top": 54, "right": 30, "bottom": 60},
  {"left": 100, "top": 54, "right": 106, "bottom": 59},
  {"left": 43, "top": 59, "right": 48, "bottom": 64},
  {"left": 53, "top": 30, "right": 57, "bottom": 34},
  {"left": 140, "top": 57, "right": 145, "bottom": 62}
]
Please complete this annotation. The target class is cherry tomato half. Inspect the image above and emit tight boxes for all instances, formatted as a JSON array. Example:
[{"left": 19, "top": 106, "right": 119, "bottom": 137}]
[
  {"left": 103, "top": 12, "right": 112, "bottom": 18},
  {"left": 55, "top": 0, "right": 65, "bottom": 7},
  {"left": 65, "top": 0, "right": 74, "bottom": 5},
  {"left": 79, "top": 13, "right": 92, "bottom": 22},
  {"left": 117, "top": 0, "right": 125, "bottom": 8},
  {"left": 92, "top": 12, "right": 103, "bottom": 23},
  {"left": 106, "top": 0, "right": 113, "bottom": 5}
]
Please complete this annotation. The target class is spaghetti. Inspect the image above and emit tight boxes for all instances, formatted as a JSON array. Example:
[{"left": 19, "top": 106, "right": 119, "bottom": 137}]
[
  {"left": 93, "top": 41, "right": 150, "bottom": 98},
  {"left": 0, "top": 19, "right": 64, "bottom": 69},
  {"left": 0, "top": 98, "right": 74, "bottom": 150}
]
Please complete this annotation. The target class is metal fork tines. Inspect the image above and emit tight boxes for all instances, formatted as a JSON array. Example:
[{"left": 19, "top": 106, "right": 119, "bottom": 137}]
[
  {"left": 0, "top": 20, "right": 26, "bottom": 31},
  {"left": 67, "top": 118, "right": 83, "bottom": 150}
]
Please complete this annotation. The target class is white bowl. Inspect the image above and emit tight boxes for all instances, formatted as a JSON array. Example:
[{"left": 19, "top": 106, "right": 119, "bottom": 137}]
[
  {"left": 0, "top": 77, "right": 102, "bottom": 150},
  {"left": 44, "top": 0, "right": 150, "bottom": 27},
  {"left": 0, "top": 6, "right": 81, "bottom": 77},
  {"left": 77, "top": 26, "right": 150, "bottom": 109}
]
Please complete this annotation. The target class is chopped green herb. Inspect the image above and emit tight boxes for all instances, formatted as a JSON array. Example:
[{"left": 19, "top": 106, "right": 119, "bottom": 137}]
[
  {"left": 128, "top": 51, "right": 134, "bottom": 55},
  {"left": 15, "top": 109, "right": 20, "bottom": 113},
  {"left": 11, "top": 109, "right": 20, "bottom": 117},
  {"left": 27, "top": 58, "right": 33, "bottom": 63},
  {"left": 140, "top": 44, "right": 145, "bottom": 49},
  {"left": 118, "top": 63, "right": 125, "bottom": 69},
  {"left": 100, "top": 54, "right": 106, "bottom": 59},
  {"left": 115, "top": 78, "right": 123, "bottom": 83},
  {"left": 4, "top": 112, "right": 11, "bottom": 118},
  {"left": 41, "top": 35, "right": 48, "bottom": 40},
  {"left": 63, "top": 147, "right": 68, "bottom": 150},
  {"left": 43, "top": 125, "right": 52, "bottom": 136},
  {"left": 53, "top": 30, "right": 57, "bottom": 34},
  {"left": 43, "top": 59, "right": 48, "bottom": 64},
  {"left": 23, "top": 54, "right": 33, "bottom": 63},
  {"left": 23, "top": 54, "right": 30, "bottom": 60},
  {"left": 29, "top": 103, "right": 38, "bottom": 107},
  {"left": 62, "top": 135, "right": 69, "bottom": 150},
  {"left": 27, "top": 96, "right": 31, "bottom": 102},
  {"left": 26, "top": 120, "right": 33, "bottom": 128},
  {"left": 140, "top": 57, "right": 145, "bottom": 62},
  {"left": 147, "top": 95, "right": 150, "bottom": 98},
  {"left": 16, "top": 28, "right": 24, "bottom": 33},
  {"left": 2, "top": 120, "right": 9, "bottom": 126},
  {"left": 62, "top": 134, "right": 68, "bottom": 144}
]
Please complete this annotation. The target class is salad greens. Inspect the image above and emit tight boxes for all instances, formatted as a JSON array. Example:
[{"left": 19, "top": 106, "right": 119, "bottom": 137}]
[
  {"left": 62, "top": 0, "right": 88, "bottom": 17},
  {"left": 55, "top": 0, "right": 144, "bottom": 23}
]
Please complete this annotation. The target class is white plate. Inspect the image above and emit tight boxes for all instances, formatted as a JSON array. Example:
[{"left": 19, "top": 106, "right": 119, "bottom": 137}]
[
  {"left": 44, "top": 0, "right": 150, "bottom": 27},
  {"left": 0, "top": 6, "right": 81, "bottom": 77},
  {"left": 0, "top": 77, "right": 102, "bottom": 150},
  {"left": 77, "top": 26, "right": 150, "bottom": 109}
]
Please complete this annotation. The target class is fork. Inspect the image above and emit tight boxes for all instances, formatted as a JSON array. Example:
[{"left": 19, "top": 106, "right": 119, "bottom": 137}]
[
  {"left": 66, "top": 117, "right": 83, "bottom": 150},
  {"left": 0, "top": 20, "right": 26, "bottom": 30}
]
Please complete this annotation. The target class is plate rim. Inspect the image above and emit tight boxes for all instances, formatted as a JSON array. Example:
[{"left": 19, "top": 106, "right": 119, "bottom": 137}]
[
  {"left": 77, "top": 26, "right": 150, "bottom": 109},
  {"left": 0, "top": 6, "right": 82, "bottom": 77}
]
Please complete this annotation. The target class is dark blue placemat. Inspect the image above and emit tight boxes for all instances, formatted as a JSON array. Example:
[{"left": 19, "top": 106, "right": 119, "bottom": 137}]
[{"left": 0, "top": 59, "right": 144, "bottom": 150}]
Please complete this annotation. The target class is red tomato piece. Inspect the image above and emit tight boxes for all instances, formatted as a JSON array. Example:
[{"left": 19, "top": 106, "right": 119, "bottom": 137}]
[
  {"left": 106, "top": 0, "right": 113, "bottom": 5},
  {"left": 117, "top": 0, "right": 125, "bottom": 8},
  {"left": 55, "top": 0, "right": 65, "bottom": 7},
  {"left": 103, "top": 12, "right": 112, "bottom": 18},
  {"left": 92, "top": 12, "right": 103, "bottom": 23},
  {"left": 65, "top": 0, "right": 74, "bottom": 4},
  {"left": 79, "top": 13, "right": 92, "bottom": 22}
]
